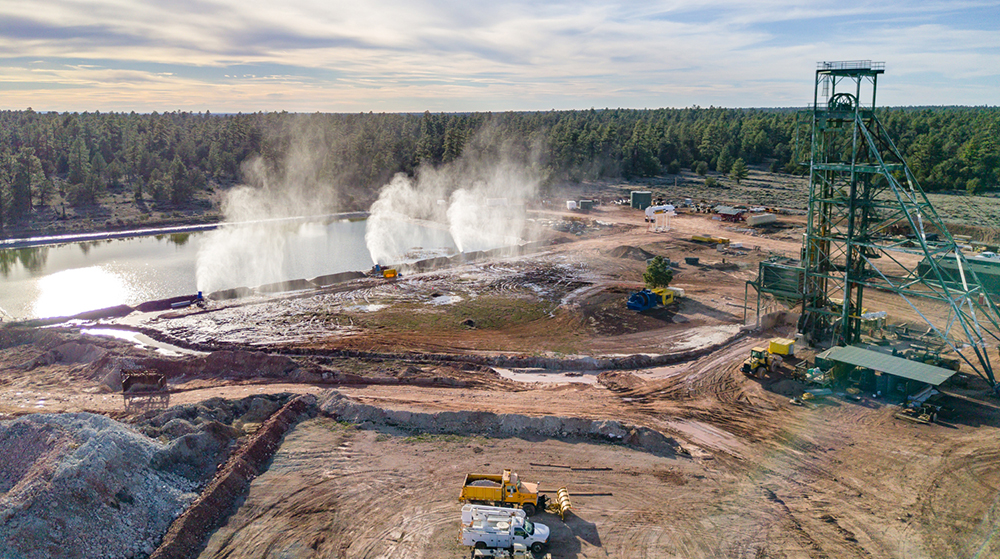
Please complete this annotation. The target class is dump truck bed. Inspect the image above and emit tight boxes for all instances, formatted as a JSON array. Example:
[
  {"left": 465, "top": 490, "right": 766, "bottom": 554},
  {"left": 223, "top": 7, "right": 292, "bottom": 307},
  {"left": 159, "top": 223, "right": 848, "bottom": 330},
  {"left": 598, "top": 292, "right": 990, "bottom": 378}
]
[{"left": 460, "top": 474, "right": 505, "bottom": 502}]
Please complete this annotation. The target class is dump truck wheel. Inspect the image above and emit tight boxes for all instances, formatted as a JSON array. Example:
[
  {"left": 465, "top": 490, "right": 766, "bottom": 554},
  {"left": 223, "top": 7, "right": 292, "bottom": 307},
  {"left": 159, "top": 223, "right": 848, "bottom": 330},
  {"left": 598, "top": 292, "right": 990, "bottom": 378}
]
[
  {"left": 531, "top": 542, "right": 544, "bottom": 553},
  {"left": 521, "top": 503, "right": 536, "bottom": 516}
]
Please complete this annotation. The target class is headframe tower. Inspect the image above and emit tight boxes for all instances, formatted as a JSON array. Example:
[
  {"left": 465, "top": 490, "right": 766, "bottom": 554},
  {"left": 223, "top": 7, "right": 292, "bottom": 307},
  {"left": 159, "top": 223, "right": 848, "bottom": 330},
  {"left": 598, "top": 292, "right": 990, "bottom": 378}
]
[{"left": 800, "top": 61, "right": 1000, "bottom": 390}]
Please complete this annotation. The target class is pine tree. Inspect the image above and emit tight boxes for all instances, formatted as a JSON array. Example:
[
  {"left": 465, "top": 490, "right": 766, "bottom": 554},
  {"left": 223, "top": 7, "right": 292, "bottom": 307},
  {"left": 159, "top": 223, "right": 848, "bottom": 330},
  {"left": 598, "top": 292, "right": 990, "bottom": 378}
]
[
  {"left": 716, "top": 151, "right": 733, "bottom": 174},
  {"left": 730, "top": 158, "right": 749, "bottom": 184},
  {"left": 68, "top": 137, "right": 90, "bottom": 184},
  {"left": 643, "top": 256, "right": 674, "bottom": 289}
]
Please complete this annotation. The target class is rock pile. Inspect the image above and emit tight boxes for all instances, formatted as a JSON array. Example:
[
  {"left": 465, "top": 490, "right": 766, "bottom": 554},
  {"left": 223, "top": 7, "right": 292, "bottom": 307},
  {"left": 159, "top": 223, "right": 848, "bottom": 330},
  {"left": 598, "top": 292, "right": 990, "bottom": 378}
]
[{"left": 0, "top": 413, "right": 199, "bottom": 559}]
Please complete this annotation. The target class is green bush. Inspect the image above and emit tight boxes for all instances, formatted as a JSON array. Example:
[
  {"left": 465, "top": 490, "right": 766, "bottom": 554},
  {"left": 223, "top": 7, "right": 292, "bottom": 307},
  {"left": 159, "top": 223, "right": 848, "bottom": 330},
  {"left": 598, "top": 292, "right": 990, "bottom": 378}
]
[{"left": 643, "top": 256, "right": 674, "bottom": 289}]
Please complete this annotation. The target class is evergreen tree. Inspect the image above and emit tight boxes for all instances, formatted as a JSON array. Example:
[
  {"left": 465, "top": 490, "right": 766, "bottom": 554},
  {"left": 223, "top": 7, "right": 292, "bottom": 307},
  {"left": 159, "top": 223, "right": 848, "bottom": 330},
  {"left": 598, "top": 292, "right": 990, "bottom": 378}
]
[
  {"left": 716, "top": 151, "right": 734, "bottom": 174},
  {"left": 11, "top": 148, "right": 40, "bottom": 218},
  {"left": 730, "top": 158, "right": 749, "bottom": 184},
  {"left": 643, "top": 256, "right": 674, "bottom": 289},
  {"left": 68, "top": 136, "right": 90, "bottom": 184}
]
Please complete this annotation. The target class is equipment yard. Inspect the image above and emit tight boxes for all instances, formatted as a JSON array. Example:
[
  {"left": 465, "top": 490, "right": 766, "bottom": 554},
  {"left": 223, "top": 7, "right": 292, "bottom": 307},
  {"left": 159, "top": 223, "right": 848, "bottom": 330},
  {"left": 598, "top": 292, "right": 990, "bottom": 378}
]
[{"left": 2, "top": 195, "right": 1000, "bottom": 559}]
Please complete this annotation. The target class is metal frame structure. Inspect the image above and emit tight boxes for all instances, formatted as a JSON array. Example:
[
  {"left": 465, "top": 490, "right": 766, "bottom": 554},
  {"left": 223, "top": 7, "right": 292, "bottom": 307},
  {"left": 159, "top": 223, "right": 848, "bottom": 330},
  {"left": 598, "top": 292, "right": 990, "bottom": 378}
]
[{"left": 799, "top": 60, "right": 1000, "bottom": 391}]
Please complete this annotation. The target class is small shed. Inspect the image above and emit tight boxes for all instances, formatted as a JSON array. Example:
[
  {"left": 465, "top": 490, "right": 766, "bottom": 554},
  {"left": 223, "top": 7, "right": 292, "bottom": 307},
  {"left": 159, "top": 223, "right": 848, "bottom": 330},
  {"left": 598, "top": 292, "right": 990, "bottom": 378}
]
[
  {"left": 630, "top": 191, "right": 653, "bottom": 210},
  {"left": 816, "top": 345, "right": 958, "bottom": 396},
  {"left": 715, "top": 206, "right": 746, "bottom": 222}
]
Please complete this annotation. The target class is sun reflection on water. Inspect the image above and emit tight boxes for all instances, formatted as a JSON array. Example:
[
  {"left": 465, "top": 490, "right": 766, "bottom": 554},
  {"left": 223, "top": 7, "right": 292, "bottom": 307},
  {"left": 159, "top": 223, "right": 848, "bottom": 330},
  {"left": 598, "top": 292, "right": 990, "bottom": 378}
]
[{"left": 32, "top": 266, "right": 134, "bottom": 318}]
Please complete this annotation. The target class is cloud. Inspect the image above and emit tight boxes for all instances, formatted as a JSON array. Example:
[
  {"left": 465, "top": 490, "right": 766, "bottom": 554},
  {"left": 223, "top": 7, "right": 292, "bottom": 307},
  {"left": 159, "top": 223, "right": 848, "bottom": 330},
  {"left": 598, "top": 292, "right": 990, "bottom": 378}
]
[{"left": 0, "top": 0, "right": 997, "bottom": 111}]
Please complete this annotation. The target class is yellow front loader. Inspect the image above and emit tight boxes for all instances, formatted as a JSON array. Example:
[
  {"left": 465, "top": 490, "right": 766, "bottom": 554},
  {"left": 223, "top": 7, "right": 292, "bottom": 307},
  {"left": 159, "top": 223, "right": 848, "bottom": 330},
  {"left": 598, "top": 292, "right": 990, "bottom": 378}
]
[{"left": 740, "top": 347, "right": 783, "bottom": 377}]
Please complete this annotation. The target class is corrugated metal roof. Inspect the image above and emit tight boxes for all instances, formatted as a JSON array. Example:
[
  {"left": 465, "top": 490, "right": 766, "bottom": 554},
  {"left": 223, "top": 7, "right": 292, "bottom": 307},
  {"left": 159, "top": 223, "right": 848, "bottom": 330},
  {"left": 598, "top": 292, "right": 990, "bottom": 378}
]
[{"left": 818, "top": 345, "right": 956, "bottom": 386}]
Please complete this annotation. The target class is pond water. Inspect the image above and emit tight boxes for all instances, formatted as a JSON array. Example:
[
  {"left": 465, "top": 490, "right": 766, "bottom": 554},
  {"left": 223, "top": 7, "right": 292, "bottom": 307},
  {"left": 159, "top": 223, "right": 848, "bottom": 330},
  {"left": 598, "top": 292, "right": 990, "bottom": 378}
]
[{"left": 0, "top": 218, "right": 457, "bottom": 320}]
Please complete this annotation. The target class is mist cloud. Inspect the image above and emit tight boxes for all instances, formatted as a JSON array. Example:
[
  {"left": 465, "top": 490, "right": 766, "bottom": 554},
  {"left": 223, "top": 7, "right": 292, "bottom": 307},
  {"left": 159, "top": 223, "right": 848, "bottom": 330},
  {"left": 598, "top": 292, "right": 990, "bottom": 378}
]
[
  {"left": 195, "top": 125, "right": 342, "bottom": 293},
  {"left": 366, "top": 133, "right": 542, "bottom": 265}
]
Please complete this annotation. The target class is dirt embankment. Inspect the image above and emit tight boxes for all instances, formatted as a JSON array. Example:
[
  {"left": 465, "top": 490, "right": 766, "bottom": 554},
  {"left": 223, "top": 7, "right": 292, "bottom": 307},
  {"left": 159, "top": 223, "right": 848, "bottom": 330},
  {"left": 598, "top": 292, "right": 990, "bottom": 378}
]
[
  {"left": 150, "top": 394, "right": 316, "bottom": 559},
  {"left": 0, "top": 391, "right": 298, "bottom": 559},
  {"left": 319, "top": 390, "right": 678, "bottom": 457}
]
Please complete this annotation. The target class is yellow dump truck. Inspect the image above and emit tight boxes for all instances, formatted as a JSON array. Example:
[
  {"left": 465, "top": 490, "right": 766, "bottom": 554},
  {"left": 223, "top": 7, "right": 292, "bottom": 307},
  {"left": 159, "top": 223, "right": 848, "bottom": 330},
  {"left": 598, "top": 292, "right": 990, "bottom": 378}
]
[{"left": 459, "top": 469, "right": 546, "bottom": 516}]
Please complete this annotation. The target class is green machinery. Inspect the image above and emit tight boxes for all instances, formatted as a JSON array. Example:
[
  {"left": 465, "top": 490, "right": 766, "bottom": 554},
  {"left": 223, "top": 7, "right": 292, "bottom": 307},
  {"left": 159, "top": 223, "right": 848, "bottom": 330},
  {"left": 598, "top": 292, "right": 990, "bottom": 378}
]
[
  {"left": 797, "top": 61, "right": 1000, "bottom": 391},
  {"left": 745, "top": 62, "right": 1000, "bottom": 392}
]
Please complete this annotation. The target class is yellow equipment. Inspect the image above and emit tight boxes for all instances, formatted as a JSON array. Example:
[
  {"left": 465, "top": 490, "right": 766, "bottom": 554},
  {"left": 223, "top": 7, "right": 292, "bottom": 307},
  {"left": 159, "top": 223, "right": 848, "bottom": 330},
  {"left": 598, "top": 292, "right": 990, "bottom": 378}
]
[
  {"left": 547, "top": 487, "right": 573, "bottom": 520},
  {"left": 382, "top": 268, "right": 397, "bottom": 278},
  {"left": 459, "top": 469, "right": 544, "bottom": 516},
  {"left": 691, "top": 234, "right": 730, "bottom": 245},
  {"left": 653, "top": 288, "right": 675, "bottom": 306},
  {"left": 768, "top": 337, "right": 795, "bottom": 356},
  {"left": 741, "top": 346, "right": 783, "bottom": 377}
]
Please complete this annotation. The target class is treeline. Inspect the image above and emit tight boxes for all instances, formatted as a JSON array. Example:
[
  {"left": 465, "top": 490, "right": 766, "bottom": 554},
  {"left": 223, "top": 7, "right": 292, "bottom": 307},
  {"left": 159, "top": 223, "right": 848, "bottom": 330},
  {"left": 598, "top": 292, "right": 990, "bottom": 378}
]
[{"left": 0, "top": 106, "right": 997, "bottom": 228}]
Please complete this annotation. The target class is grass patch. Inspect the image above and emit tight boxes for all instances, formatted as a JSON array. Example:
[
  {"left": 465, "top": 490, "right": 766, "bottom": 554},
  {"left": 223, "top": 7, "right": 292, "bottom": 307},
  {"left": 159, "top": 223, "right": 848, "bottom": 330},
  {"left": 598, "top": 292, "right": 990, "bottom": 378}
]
[
  {"left": 400, "top": 433, "right": 489, "bottom": 444},
  {"left": 454, "top": 298, "right": 556, "bottom": 329},
  {"left": 354, "top": 297, "right": 557, "bottom": 332},
  {"left": 314, "top": 416, "right": 359, "bottom": 432}
]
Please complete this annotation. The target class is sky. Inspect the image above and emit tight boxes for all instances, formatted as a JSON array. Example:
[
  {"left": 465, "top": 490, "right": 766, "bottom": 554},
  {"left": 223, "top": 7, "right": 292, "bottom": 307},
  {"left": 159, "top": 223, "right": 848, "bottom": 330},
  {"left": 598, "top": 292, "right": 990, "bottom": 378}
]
[{"left": 1, "top": 0, "right": 998, "bottom": 113}]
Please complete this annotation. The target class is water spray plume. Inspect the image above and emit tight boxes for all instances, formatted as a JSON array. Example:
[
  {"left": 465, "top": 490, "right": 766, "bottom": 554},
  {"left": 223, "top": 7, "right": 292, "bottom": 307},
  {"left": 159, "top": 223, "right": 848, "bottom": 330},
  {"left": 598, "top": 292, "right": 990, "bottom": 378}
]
[
  {"left": 364, "top": 173, "right": 448, "bottom": 266},
  {"left": 196, "top": 128, "right": 341, "bottom": 294},
  {"left": 365, "top": 137, "right": 542, "bottom": 265}
]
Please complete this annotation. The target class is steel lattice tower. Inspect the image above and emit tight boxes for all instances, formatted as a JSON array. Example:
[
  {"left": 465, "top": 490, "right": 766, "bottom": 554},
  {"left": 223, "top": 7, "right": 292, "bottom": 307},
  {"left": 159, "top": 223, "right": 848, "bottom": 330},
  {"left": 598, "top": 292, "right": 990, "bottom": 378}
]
[{"left": 800, "top": 61, "right": 1000, "bottom": 391}]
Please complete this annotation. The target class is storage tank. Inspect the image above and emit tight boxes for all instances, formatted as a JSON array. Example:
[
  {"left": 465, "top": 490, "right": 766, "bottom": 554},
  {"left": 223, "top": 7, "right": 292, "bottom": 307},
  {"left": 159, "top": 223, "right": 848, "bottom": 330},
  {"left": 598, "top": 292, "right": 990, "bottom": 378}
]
[
  {"left": 566, "top": 200, "right": 578, "bottom": 210},
  {"left": 747, "top": 213, "right": 777, "bottom": 226}
]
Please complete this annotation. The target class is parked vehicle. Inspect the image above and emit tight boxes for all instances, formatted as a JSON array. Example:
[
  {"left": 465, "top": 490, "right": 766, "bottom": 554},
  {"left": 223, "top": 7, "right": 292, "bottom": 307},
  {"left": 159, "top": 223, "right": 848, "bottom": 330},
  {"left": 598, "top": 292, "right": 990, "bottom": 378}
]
[
  {"left": 459, "top": 469, "right": 546, "bottom": 515},
  {"left": 460, "top": 507, "right": 550, "bottom": 553},
  {"left": 741, "top": 346, "right": 783, "bottom": 377}
]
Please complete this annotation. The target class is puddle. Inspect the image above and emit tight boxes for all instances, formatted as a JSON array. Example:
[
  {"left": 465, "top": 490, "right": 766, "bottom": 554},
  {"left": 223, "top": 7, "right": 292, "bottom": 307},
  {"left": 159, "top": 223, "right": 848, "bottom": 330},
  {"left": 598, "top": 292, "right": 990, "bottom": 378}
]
[
  {"left": 494, "top": 367, "right": 597, "bottom": 384},
  {"left": 430, "top": 295, "right": 462, "bottom": 305},
  {"left": 346, "top": 304, "right": 388, "bottom": 313},
  {"left": 81, "top": 328, "right": 208, "bottom": 356}
]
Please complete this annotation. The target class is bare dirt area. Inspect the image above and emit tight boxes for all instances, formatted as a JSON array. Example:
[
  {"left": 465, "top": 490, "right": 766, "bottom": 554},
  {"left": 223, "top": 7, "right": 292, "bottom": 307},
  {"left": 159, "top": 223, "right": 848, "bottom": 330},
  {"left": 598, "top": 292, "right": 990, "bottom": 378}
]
[{"left": 3, "top": 193, "right": 1000, "bottom": 559}]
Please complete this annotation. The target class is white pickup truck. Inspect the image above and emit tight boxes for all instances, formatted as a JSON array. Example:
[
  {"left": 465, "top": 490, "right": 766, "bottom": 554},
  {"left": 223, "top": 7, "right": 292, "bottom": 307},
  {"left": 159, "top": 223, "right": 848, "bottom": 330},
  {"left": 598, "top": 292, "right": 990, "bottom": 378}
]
[{"left": 460, "top": 504, "right": 550, "bottom": 553}]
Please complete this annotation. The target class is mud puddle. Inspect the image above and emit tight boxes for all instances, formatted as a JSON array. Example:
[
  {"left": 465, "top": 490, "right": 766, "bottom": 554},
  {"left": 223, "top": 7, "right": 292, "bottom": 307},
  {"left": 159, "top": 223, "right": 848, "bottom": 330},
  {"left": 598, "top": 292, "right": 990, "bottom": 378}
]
[
  {"left": 493, "top": 367, "right": 598, "bottom": 384},
  {"left": 81, "top": 328, "right": 208, "bottom": 356}
]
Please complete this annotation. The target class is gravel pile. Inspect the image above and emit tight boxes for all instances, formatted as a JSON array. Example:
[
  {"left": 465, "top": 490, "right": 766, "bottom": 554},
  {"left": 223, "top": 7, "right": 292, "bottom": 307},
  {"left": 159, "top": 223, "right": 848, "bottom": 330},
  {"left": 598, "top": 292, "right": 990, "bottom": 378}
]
[{"left": 0, "top": 413, "right": 200, "bottom": 559}]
